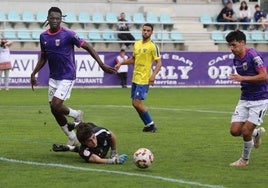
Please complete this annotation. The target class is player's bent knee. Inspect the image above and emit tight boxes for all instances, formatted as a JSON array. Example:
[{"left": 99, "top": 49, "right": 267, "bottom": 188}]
[{"left": 230, "top": 129, "right": 241, "bottom": 137}]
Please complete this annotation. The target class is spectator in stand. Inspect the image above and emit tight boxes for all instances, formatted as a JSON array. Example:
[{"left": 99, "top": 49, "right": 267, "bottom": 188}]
[
  {"left": 239, "top": 1, "right": 251, "bottom": 30},
  {"left": 0, "top": 38, "right": 13, "bottom": 91},
  {"left": 254, "top": 4, "right": 267, "bottom": 31},
  {"left": 115, "top": 49, "right": 128, "bottom": 88},
  {"left": 217, "top": 1, "right": 237, "bottom": 31},
  {"left": 117, "top": 12, "right": 135, "bottom": 49},
  {"left": 222, "top": 0, "right": 239, "bottom": 5}
]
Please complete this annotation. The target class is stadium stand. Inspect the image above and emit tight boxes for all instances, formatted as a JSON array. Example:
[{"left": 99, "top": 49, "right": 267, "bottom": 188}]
[
  {"left": 3, "top": 28, "right": 17, "bottom": 40},
  {"left": 17, "top": 28, "right": 32, "bottom": 40},
  {"left": 88, "top": 29, "right": 102, "bottom": 41},
  {"left": 64, "top": 12, "right": 77, "bottom": 23},
  {"left": 36, "top": 11, "right": 47, "bottom": 23},
  {"left": 157, "top": 30, "right": 171, "bottom": 41},
  {"left": 0, "top": 0, "right": 265, "bottom": 52},
  {"left": 102, "top": 29, "right": 117, "bottom": 41},
  {"left": 251, "top": 30, "right": 264, "bottom": 41},
  {"left": 106, "top": 12, "right": 118, "bottom": 23},
  {"left": 22, "top": 11, "right": 35, "bottom": 22},
  {"left": 78, "top": 12, "right": 91, "bottom": 23},
  {"left": 146, "top": 12, "right": 159, "bottom": 24}
]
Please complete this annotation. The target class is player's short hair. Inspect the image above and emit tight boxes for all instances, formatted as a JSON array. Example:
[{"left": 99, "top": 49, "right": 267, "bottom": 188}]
[
  {"left": 225, "top": 30, "right": 246, "bottom": 43},
  {"left": 255, "top": 4, "right": 260, "bottom": 8},
  {"left": 76, "top": 122, "right": 95, "bottom": 144},
  {"left": 48, "top": 7, "right": 62, "bottom": 16},
  {"left": 143, "top": 23, "right": 154, "bottom": 31}
]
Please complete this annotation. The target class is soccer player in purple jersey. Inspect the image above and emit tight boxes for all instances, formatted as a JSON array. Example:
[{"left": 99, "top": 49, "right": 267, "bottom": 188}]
[
  {"left": 226, "top": 30, "right": 268, "bottom": 167},
  {"left": 30, "top": 7, "right": 116, "bottom": 146}
]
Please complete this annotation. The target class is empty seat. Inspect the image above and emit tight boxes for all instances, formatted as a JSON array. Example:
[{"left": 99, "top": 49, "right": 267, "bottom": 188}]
[
  {"left": 213, "top": 14, "right": 218, "bottom": 22},
  {"left": 3, "top": 28, "right": 17, "bottom": 39},
  {"left": 106, "top": 12, "right": 117, "bottom": 23},
  {"left": 242, "top": 30, "right": 251, "bottom": 41},
  {"left": 151, "top": 32, "right": 157, "bottom": 41},
  {"left": 200, "top": 14, "right": 212, "bottom": 24},
  {"left": 159, "top": 13, "right": 172, "bottom": 24},
  {"left": 102, "top": 29, "right": 116, "bottom": 40},
  {"left": 125, "top": 13, "right": 132, "bottom": 22},
  {"left": 78, "top": 12, "right": 90, "bottom": 23},
  {"left": 22, "top": 11, "right": 35, "bottom": 22},
  {"left": 36, "top": 11, "right": 47, "bottom": 23},
  {"left": 17, "top": 28, "right": 32, "bottom": 40},
  {"left": 64, "top": 12, "right": 77, "bottom": 23},
  {"left": 131, "top": 30, "right": 142, "bottom": 40},
  {"left": 92, "top": 12, "right": 104, "bottom": 23},
  {"left": 146, "top": 12, "right": 158, "bottom": 23},
  {"left": 75, "top": 29, "right": 88, "bottom": 40},
  {"left": 171, "top": 30, "right": 184, "bottom": 41},
  {"left": 88, "top": 29, "right": 102, "bottom": 40},
  {"left": 211, "top": 30, "right": 224, "bottom": 41},
  {"left": 32, "top": 28, "right": 43, "bottom": 40},
  {"left": 264, "top": 31, "right": 268, "bottom": 40},
  {"left": 157, "top": 30, "right": 170, "bottom": 41},
  {"left": 7, "top": 11, "right": 20, "bottom": 22},
  {"left": 133, "top": 13, "right": 145, "bottom": 23},
  {"left": 0, "top": 11, "right": 6, "bottom": 21},
  {"left": 251, "top": 30, "right": 263, "bottom": 41}
]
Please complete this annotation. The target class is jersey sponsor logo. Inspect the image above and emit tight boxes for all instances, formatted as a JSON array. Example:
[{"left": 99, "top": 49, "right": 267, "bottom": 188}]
[
  {"left": 242, "top": 62, "right": 248, "bottom": 71},
  {"left": 83, "top": 149, "right": 90, "bottom": 157},
  {"left": 55, "top": 39, "right": 60, "bottom": 46}
]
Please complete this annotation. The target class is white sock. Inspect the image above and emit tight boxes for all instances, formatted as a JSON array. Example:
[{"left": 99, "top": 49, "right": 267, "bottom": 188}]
[
  {"left": 61, "top": 124, "right": 77, "bottom": 140},
  {"left": 68, "top": 108, "right": 79, "bottom": 118},
  {"left": 252, "top": 129, "right": 258, "bottom": 137},
  {"left": 242, "top": 139, "right": 254, "bottom": 160}
]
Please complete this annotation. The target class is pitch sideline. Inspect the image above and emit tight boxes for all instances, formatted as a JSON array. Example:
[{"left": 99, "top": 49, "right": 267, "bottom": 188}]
[{"left": 0, "top": 157, "right": 224, "bottom": 188}]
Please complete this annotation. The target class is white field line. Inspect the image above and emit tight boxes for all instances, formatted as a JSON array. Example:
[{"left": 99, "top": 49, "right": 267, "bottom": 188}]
[
  {"left": 89, "top": 105, "right": 233, "bottom": 114},
  {"left": 0, "top": 104, "right": 234, "bottom": 114},
  {"left": 0, "top": 157, "right": 224, "bottom": 188}
]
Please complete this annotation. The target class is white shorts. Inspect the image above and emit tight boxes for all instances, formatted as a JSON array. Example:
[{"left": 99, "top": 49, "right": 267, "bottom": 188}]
[
  {"left": 231, "top": 100, "right": 268, "bottom": 126},
  {"left": 48, "top": 78, "right": 75, "bottom": 102}
]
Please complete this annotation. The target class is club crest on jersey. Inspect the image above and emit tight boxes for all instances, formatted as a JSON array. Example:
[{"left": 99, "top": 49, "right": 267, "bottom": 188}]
[
  {"left": 83, "top": 149, "right": 90, "bottom": 157},
  {"left": 242, "top": 62, "right": 248, "bottom": 70},
  {"left": 55, "top": 39, "right": 61, "bottom": 46},
  {"left": 143, "top": 49, "right": 147, "bottom": 53}
]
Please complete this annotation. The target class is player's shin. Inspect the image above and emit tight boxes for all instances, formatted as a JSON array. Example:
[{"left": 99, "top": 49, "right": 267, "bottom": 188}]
[
  {"left": 241, "top": 139, "right": 254, "bottom": 160},
  {"left": 139, "top": 111, "right": 154, "bottom": 127}
]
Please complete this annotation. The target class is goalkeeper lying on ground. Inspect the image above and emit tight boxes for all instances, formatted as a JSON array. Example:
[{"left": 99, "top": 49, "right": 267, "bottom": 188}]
[{"left": 52, "top": 122, "right": 128, "bottom": 164}]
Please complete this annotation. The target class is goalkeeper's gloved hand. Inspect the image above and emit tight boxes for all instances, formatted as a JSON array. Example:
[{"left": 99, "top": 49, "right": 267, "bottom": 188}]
[
  {"left": 107, "top": 154, "right": 128, "bottom": 164},
  {"left": 110, "top": 149, "right": 118, "bottom": 158}
]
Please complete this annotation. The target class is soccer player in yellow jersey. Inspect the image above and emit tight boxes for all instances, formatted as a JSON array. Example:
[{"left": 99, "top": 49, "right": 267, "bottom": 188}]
[{"left": 115, "top": 23, "right": 162, "bottom": 132}]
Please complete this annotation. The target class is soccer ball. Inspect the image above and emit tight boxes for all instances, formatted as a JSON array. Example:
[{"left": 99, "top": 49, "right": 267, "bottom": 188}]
[{"left": 133, "top": 148, "right": 154, "bottom": 169}]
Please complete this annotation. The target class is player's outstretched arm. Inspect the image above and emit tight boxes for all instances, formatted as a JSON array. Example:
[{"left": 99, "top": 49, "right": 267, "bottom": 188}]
[
  {"left": 110, "top": 131, "right": 118, "bottom": 158},
  {"left": 30, "top": 53, "right": 47, "bottom": 91},
  {"left": 149, "top": 59, "right": 162, "bottom": 86},
  {"left": 88, "top": 153, "right": 128, "bottom": 164},
  {"left": 81, "top": 42, "right": 117, "bottom": 74},
  {"left": 229, "top": 68, "right": 268, "bottom": 82},
  {"left": 114, "top": 57, "right": 135, "bottom": 70}
]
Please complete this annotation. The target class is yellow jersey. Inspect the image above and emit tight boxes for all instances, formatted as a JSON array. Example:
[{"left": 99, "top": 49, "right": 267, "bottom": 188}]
[{"left": 132, "top": 39, "right": 161, "bottom": 85}]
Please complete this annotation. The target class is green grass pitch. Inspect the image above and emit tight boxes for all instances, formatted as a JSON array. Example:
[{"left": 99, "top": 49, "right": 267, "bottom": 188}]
[{"left": 0, "top": 88, "right": 267, "bottom": 188}]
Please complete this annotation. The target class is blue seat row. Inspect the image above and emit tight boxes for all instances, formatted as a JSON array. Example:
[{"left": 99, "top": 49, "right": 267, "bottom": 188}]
[
  {"left": 211, "top": 30, "right": 268, "bottom": 42},
  {"left": 0, "top": 11, "right": 173, "bottom": 24},
  {"left": 1, "top": 28, "right": 184, "bottom": 42}
]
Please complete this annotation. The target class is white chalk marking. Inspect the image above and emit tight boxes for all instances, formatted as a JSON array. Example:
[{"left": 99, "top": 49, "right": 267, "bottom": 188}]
[{"left": 0, "top": 157, "right": 224, "bottom": 188}]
